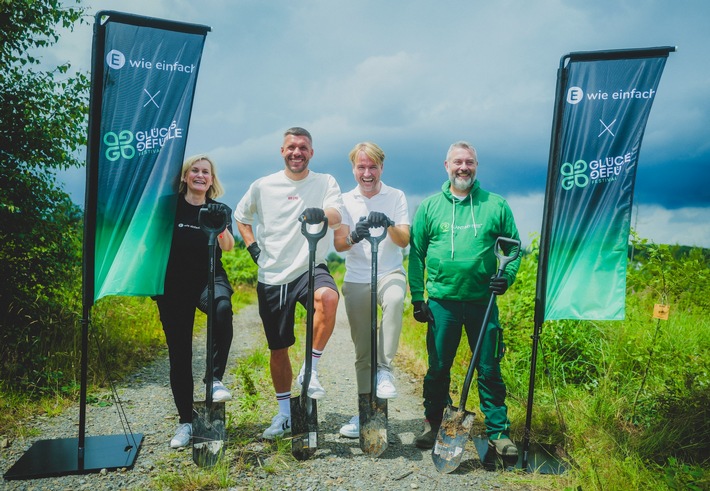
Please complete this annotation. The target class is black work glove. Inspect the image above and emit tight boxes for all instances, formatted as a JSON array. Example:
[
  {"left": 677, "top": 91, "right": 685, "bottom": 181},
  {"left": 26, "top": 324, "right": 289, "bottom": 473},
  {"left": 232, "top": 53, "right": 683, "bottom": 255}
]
[
  {"left": 489, "top": 275, "right": 509, "bottom": 295},
  {"left": 247, "top": 242, "right": 261, "bottom": 264},
  {"left": 207, "top": 202, "right": 229, "bottom": 218},
  {"left": 413, "top": 301, "right": 434, "bottom": 323},
  {"left": 367, "top": 211, "right": 392, "bottom": 228},
  {"left": 350, "top": 219, "right": 371, "bottom": 244},
  {"left": 202, "top": 203, "right": 229, "bottom": 229},
  {"left": 301, "top": 207, "right": 325, "bottom": 224}
]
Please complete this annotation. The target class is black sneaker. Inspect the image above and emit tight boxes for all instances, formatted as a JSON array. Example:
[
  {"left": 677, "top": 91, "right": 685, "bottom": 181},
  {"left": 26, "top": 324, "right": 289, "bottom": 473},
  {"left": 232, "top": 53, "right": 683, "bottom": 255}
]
[{"left": 414, "top": 419, "right": 441, "bottom": 449}]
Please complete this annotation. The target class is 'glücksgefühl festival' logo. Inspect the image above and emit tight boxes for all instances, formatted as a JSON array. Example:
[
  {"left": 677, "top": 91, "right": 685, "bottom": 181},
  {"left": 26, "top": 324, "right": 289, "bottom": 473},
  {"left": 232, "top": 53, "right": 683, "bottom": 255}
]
[
  {"left": 560, "top": 151, "right": 635, "bottom": 190},
  {"left": 103, "top": 122, "right": 185, "bottom": 161}
]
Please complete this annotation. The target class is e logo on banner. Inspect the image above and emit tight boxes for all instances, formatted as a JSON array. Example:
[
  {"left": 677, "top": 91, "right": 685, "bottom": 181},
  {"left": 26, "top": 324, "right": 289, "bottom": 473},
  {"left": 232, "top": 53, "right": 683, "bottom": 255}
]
[
  {"left": 106, "top": 49, "right": 126, "bottom": 69},
  {"left": 566, "top": 87, "right": 584, "bottom": 105}
]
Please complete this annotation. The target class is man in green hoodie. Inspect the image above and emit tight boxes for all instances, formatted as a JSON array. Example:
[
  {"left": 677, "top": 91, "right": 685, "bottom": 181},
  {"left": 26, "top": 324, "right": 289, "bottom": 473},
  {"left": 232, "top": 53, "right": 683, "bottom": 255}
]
[{"left": 408, "top": 141, "right": 521, "bottom": 460}]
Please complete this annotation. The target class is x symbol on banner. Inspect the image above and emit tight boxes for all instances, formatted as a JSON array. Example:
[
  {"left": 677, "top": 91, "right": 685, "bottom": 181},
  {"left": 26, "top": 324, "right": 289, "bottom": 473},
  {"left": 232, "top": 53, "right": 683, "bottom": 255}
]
[
  {"left": 143, "top": 89, "right": 161, "bottom": 108},
  {"left": 599, "top": 118, "right": 616, "bottom": 137}
]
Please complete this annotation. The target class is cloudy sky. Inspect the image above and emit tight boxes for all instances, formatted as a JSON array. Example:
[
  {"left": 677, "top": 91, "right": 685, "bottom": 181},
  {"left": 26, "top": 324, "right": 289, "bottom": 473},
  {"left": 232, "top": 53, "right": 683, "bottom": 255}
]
[{"left": 54, "top": 0, "right": 709, "bottom": 248}]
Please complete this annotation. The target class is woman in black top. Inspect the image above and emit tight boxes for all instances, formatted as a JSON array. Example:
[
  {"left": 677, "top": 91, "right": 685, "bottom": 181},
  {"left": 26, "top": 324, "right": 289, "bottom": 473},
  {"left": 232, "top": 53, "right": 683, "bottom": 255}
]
[{"left": 155, "top": 154, "right": 235, "bottom": 448}]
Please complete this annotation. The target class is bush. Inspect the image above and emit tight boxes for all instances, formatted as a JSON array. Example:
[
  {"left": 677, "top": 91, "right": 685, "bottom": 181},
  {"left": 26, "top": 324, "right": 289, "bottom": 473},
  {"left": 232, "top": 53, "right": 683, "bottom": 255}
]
[{"left": 222, "top": 245, "right": 258, "bottom": 286}]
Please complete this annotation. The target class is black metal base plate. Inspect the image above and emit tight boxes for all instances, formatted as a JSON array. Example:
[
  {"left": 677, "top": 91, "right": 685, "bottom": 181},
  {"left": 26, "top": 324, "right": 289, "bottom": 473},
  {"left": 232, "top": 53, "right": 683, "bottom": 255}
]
[
  {"left": 472, "top": 436, "right": 566, "bottom": 474},
  {"left": 3, "top": 434, "right": 143, "bottom": 481}
]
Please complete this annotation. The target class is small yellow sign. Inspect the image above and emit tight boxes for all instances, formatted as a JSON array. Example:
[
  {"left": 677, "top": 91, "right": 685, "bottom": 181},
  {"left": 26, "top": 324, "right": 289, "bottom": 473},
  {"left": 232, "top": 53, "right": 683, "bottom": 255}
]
[{"left": 653, "top": 304, "right": 670, "bottom": 320}]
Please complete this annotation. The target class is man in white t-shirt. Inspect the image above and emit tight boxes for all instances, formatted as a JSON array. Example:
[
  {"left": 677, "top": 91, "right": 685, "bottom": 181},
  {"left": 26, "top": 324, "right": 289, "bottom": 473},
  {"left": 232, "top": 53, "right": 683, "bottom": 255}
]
[
  {"left": 333, "top": 142, "right": 410, "bottom": 438},
  {"left": 234, "top": 127, "right": 343, "bottom": 439}
]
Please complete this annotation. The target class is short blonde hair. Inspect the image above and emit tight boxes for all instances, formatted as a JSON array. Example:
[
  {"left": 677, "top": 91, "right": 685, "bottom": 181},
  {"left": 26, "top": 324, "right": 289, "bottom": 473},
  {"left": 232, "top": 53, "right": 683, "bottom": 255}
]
[
  {"left": 348, "top": 142, "right": 385, "bottom": 167},
  {"left": 178, "top": 154, "right": 225, "bottom": 199}
]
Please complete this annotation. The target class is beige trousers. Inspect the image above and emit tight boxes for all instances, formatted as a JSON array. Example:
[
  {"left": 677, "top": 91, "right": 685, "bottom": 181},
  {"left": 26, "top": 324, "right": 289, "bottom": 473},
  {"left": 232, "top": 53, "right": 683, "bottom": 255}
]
[{"left": 342, "top": 271, "right": 406, "bottom": 393}]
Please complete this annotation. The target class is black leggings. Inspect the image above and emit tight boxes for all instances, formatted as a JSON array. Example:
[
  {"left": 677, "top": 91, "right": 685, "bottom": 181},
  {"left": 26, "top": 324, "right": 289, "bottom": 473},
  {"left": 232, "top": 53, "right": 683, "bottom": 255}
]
[{"left": 157, "top": 278, "right": 233, "bottom": 424}]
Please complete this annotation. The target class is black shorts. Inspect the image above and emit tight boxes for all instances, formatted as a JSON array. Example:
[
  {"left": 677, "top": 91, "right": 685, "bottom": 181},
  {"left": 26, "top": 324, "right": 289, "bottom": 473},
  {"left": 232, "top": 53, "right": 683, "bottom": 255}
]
[{"left": 257, "top": 264, "right": 338, "bottom": 350}]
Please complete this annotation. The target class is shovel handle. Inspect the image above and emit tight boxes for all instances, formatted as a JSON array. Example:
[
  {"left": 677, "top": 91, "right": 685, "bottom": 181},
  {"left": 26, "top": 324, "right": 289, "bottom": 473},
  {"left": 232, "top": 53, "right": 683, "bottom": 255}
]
[
  {"left": 199, "top": 206, "right": 229, "bottom": 245},
  {"left": 299, "top": 215, "right": 329, "bottom": 246},
  {"left": 493, "top": 236, "right": 521, "bottom": 272},
  {"left": 363, "top": 216, "right": 393, "bottom": 248},
  {"left": 198, "top": 206, "right": 229, "bottom": 406},
  {"left": 298, "top": 215, "right": 328, "bottom": 402},
  {"left": 458, "top": 236, "right": 521, "bottom": 408},
  {"left": 362, "top": 215, "right": 394, "bottom": 398}
]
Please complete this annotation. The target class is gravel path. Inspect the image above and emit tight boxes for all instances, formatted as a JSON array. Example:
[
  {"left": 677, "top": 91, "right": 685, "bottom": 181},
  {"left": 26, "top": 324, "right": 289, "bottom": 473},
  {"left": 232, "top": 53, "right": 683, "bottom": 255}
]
[{"left": 2, "top": 298, "right": 545, "bottom": 490}]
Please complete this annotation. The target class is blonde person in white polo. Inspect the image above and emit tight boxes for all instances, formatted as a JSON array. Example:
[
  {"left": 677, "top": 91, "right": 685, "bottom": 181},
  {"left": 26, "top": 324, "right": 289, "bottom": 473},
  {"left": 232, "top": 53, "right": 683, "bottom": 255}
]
[{"left": 333, "top": 142, "right": 410, "bottom": 439}]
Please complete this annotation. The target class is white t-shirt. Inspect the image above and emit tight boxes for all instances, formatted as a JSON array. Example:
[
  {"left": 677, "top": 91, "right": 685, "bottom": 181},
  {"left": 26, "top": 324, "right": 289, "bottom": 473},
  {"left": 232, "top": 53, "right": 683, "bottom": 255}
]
[
  {"left": 235, "top": 170, "right": 343, "bottom": 285},
  {"left": 342, "top": 182, "right": 410, "bottom": 283}
]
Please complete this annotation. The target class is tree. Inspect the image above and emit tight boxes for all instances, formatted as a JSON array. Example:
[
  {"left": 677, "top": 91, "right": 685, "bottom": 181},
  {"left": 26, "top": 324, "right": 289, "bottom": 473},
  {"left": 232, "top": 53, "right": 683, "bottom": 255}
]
[{"left": 0, "top": 0, "right": 89, "bottom": 385}]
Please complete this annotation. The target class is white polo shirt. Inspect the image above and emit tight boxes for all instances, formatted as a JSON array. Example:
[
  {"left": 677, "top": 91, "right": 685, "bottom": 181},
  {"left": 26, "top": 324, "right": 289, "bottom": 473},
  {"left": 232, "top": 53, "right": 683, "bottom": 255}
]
[{"left": 341, "top": 182, "right": 409, "bottom": 283}]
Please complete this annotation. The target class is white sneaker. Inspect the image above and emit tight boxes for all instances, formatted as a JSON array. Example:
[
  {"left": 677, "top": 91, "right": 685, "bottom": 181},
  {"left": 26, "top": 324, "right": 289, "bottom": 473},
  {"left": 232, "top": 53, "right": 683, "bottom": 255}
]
[
  {"left": 212, "top": 380, "right": 232, "bottom": 402},
  {"left": 296, "top": 367, "right": 326, "bottom": 399},
  {"left": 170, "top": 422, "right": 192, "bottom": 448},
  {"left": 376, "top": 369, "right": 398, "bottom": 399},
  {"left": 339, "top": 415, "right": 359, "bottom": 438},
  {"left": 262, "top": 413, "right": 291, "bottom": 440}
]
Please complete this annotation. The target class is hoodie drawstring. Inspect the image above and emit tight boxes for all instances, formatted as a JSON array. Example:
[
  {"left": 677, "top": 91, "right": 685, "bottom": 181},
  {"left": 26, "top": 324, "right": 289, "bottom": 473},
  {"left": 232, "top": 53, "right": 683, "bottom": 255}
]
[
  {"left": 450, "top": 199, "right": 456, "bottom": 259},
  {"left": 470, "top": 193, "right": 478, "bottom": 238}
]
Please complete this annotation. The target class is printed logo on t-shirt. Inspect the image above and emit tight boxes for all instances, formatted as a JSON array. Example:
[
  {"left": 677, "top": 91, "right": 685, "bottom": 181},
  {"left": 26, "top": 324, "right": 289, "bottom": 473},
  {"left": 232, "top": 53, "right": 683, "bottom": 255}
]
[{"left": 178, "top": 222, "right": 200, "bottom": 230}]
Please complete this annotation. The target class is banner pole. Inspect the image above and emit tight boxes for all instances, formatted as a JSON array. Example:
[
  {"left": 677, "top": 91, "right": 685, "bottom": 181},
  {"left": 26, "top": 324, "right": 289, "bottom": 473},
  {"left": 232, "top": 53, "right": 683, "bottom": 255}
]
[
  {"left": 521, "top": 54, "right": 569, "bottom": 471},
  {"left": 76, "top": 10, "right": 108, "bottom": 467}
]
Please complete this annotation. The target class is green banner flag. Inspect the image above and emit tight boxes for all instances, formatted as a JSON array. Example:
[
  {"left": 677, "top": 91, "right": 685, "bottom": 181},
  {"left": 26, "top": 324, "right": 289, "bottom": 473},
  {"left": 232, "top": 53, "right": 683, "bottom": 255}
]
[
  {"left": 86, "top": 12, "right": 209, "bottom": 302},
  {"left": 543, "top": 49, "right": 672, "bottom": 320}
]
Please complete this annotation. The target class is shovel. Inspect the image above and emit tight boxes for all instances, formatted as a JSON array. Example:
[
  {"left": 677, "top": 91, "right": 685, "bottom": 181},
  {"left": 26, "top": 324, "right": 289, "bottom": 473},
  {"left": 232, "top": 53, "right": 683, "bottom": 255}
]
[
  {"left": 358, "top": 217, "right": 394, "bottom": 457},
  {"left": 291, "top": 215, "right": 328, "bottom": 461},
  {"left": 432, "top": 236, "right": 521, "bottom": 473},
  {"left": 193, "top": 205, "right": 229, "bottom": 467}
]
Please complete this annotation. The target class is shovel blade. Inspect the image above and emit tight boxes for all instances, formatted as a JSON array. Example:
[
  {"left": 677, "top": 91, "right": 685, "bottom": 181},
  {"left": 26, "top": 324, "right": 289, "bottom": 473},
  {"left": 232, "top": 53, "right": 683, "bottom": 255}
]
[
  {"left": 290, "top": 395, "right": 318, "bottom": 460},
  {"left": 192, "top": 401, "right": 226, "bottom": 467},
  {"left": 432, "top": 404, "right": 475, "bottom": 473},
  {"left": 358, "top": 393, "right": 388, "bottom": 457}
]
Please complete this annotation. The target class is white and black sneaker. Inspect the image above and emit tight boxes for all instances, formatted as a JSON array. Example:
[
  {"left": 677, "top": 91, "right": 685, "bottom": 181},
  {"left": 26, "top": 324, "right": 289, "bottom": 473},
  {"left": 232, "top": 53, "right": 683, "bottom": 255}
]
[{"left": 262, "top": 413, "right": 291, "bottom": 440}]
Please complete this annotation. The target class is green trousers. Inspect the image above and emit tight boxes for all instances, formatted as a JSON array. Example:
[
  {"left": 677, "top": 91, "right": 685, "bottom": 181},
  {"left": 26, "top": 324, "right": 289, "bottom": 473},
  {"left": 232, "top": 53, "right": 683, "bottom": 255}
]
[{"left": 423, "top": 298, "right": 511, "bottom": 439}]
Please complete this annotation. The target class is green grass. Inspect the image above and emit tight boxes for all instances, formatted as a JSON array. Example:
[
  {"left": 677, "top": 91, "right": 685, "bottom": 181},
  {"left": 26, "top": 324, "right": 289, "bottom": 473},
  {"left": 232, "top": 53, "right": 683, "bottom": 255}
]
[
  {"left": 0, "top": 294, "right": 167, "bottom": 438},
  {"left": 396, "top": 243, "right": 710, "bottom": 490}
]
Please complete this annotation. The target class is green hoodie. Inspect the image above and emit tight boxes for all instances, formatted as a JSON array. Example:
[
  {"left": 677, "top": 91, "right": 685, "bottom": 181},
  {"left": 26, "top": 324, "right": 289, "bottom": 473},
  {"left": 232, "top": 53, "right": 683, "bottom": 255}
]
[{"left": 408, "top": 180, "right": 521, "bottom": 303}]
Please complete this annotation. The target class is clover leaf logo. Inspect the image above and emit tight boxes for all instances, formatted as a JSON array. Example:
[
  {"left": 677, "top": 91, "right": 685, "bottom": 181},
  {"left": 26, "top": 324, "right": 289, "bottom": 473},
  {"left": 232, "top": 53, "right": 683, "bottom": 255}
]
[
  {"left": 104, "top": 130, "right": 136, "bottom": 161},
  {"left": 560, "top": 160, "right": 589, "bottom": 190}
]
